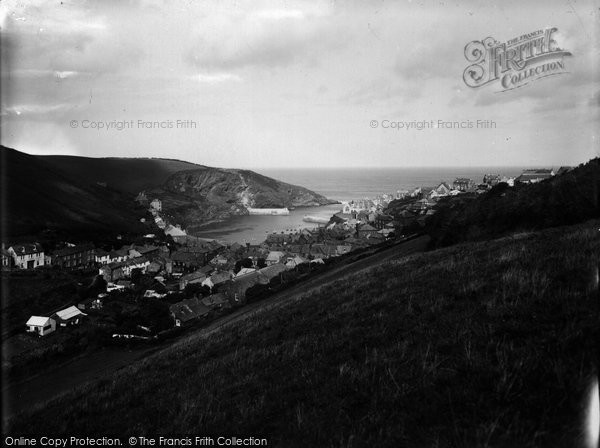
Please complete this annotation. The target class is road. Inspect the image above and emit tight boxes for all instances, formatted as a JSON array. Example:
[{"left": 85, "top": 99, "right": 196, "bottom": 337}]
[{"left": 2, "top": 235, "right": 429, "bottom": 423}]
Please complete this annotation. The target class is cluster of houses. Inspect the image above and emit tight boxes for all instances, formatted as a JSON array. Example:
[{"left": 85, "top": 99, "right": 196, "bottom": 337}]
[
  {"left": 25, "top": 305, "right": 87, "bottom": 337},
  {"left": 11, "top": 166, "right": 576, "bottom": 336}
]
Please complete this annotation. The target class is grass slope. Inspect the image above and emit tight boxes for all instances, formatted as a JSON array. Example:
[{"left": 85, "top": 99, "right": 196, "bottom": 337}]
[
  {"left": 40, "top": 154, "right": 202, "bottom": 194},
  {"left": 1, "top": 147, "right": 148, "bottom": 239},
  {"left": 426, "top": 158, "right": 600, "bottom": 248},
  {"left": 7, "top": 221, "right": 600, "bottom": 447}
]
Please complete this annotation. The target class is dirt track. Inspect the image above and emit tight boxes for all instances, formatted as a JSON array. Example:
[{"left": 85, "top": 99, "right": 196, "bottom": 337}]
[{"left": 3, "top": 235, "right": 429, "bottom": 423}]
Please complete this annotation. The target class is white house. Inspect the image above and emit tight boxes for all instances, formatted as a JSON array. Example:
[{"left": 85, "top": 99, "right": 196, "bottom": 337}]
[
  {"left": 26, "top": 316, "right": 56, "bottom": 336},
  {"left": 9, "top": 243, "right": 45, "bottom": 269},
  {"left": 94, "top": 249, "right": 110, "bottom": 265},
  {"left": 150, "top": 198, "right": 162, "bottom": 212},
  {"left": 201, "top": 272, "right": 232, "bottom": 290}
]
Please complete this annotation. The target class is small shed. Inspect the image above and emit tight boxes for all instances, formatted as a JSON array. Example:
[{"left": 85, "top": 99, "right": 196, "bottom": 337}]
[
  {"left": 25, "top": 316, "right": 56, "bottom": 336},
  {"left": 55, "top": 305, "right": 87, "bottom": 327}
]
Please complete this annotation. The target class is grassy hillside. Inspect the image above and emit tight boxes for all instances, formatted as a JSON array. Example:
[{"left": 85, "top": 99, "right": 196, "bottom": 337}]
[
  {"left": 40, "top": 154, "right": 201, "bottom": 194},
  {"left": 2, "top": 147, "right": 332, "bottom": 238},
  {"left": 7, "top": 220, "right": 599, "bottom": 447},
  {"left": 0, "top": 147, "right": 149, "bottom": 239},
  {"left": 426, "top": 158, "right": 600, "bottom": 248}
]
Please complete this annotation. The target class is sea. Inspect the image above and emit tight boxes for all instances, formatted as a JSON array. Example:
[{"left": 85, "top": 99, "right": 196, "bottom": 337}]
[{"left": 192, "top": 167, "right": 526, "bottom": 245}]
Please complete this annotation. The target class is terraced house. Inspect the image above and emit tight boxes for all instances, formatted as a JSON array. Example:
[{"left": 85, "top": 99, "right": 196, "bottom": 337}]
[{"left": 51, "top": 244, "right": 95, "bottom": 269}]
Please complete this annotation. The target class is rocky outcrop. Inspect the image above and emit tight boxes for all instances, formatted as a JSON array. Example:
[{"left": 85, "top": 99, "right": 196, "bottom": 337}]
[{"left": 152, "top": 167, "right": 335, "bottom": 233}]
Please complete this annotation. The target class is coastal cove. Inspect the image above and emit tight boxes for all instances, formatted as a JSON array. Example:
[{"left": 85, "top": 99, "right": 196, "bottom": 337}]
[
  {"left": 192, "top": 167, "right": 525, "bottom": 244},
  {"left": 192, "top": 204, "right": 343, "bottom": 244}
]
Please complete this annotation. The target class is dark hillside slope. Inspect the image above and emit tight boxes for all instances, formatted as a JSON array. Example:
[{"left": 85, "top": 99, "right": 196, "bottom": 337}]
[
  {"left": 426, "top": 158, "right": 600, "bottom": 247},
  {"left": 7, "top": 220, "right": 599, "bottom": 447},
  {"left": 0, "top": 147, "right": 147, "bottom": 239},
  {"left": 40, "top": 154, "right": 201, "bottom": 193},
  {"left": 38, "top": 153, "right": 333, "bottom": 232}
]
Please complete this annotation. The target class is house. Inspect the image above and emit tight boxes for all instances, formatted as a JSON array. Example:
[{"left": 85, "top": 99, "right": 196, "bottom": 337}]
[
  {"left": 129, "top": 245, "right": 160, "bottom": 260},
  {"left": 235, "top": 267, "right": 257, "bottom": 278},
  {"left": 357, "top": 224, "right": 379, "bottom": 239},
  {"left": 373, "top": 213, "right": 394, "bottom": 230},
  {"left": 94, "top": 249, "right": 110, "bottom": 265},
  {"left": 179, "top": 269, "right": 209, "bottom": 290},
  {"left": 356, "top": 211, "right": 370, "bottom": 223},
  {"left": 202, "top": 272, "right": 232, "bottom": 291},
  {"left": 99, "top": 256, "right": 149, "bottom": 282},
  {"left": 150, "top": 198, "right": 162, "bottom": 212},
  {"left": 51, "top": 244, "right": 95, "bottom": 270},
  {"left": 410, "top": 187, "right": 422, "bottom": 197},
  {"left": 266, "top": 251, "right": 286, "bottom": 265},
  {"left": 515, "top": 169, "right": 555, "bottom": 184},
  {"left": 200, "top": 293, "right": 230, "bottom": 310},
  {"left": 169, "top": 298, "right": 210, "bottom": 327},
  {"left": 2, "top": 248, "right": 13, "bottom": 268},
  {"left": 121, "top": 256, "right": 150, "bottom": 277},
  {"left": 54, "top": 306, "right": 86, "bottom": 327},
  {"left": 336, "top": 245, "right": 353, "bottom": 256},
  {"left": 108, "top": 248, "right": 130, "bottom": 263},
  {"left": 25, "top": 316, "right": 56, "bottom": 336},
  {"left": 500, "top": 176, "right": 515, "bottom": 187},
  {"left": 8, "top": 243, "right": 45, "bottom": 269},
  {"left": 453, "top": 178, "right": 475, "bottom": 192},
  {"left": 115, "top": 279, "right": 133, "bottom": 289},
  {"left": 428, "top": 182, "right": 452, "bottom": 199},
  {"left": 285, "top": 255, "right": 308, "bottom": 270},
  {"left": 147, "top": 260, "right": 163, "bottom": 275},
  {"left": 483, "top": 174, "right": 501, "bottom": 186},
  {"left": 78, "top": 296, "right": 103, "bottom": 310},
  {"left": 258, "top": 263, "right": 287, "bottom": 282},
  {"left": 171, "top": 248, "right": 211, "bottom": 273},
  {"left": 223, "top": 270, "right": 269, "bottom": 303},
  {"left": 143, "top": 290, "right": 166, "bottom": 299},
  {"left": 210, "top": 254, "right": 230, "bottom": 267}
]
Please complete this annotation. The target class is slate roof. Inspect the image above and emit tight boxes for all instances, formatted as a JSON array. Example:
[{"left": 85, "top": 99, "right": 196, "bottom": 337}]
[
  {"left": 11, "top": 243, "right": 43, "bottom": 256},
  {"left": 258, "top": 263, "right": 287, "bottom": 280},
  {"left": 55, "top": 306, "right": 86, "bottom": 321},
  {"left": 169, "top": 298, "right": 211, "bottom": 322},
  {"left": 53, "top": 244, "right": 94, "bottom": 257}
]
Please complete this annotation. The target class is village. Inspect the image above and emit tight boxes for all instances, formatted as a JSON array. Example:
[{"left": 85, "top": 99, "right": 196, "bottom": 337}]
[{"left": 1, "top": 167, "right": 566, "bottom": 374}]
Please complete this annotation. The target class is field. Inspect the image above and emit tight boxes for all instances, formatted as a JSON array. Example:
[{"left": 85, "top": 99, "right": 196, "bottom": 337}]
[{"left": 6, "top": 220, "right": 599, "bottom": 447}]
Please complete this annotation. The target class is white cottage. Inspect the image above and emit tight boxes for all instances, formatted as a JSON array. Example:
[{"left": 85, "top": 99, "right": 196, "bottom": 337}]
[
  {"left": 26, "top": 316, "right": 56, "bottom": 336},
  {"left": 9, "top": 243, "right": 45, "bottom": 269}
]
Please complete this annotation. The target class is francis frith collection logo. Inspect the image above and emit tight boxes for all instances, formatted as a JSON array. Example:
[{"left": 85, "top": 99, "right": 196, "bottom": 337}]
[{"left": 463, "top": 27, "right": 571, "bottom": 91}]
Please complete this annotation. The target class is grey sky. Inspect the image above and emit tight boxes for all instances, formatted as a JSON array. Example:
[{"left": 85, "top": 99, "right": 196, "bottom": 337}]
[{"left": 1, "top": 0, "right": 598, "bottom": 168}]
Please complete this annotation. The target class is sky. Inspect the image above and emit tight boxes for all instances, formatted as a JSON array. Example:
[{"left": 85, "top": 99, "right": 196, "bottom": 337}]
[{"left": 0, "top": 0, "right": 598, "bottom": 168}]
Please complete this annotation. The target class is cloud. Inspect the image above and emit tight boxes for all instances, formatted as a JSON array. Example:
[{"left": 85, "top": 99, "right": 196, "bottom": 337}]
[
  {"left": 186, "top": 4, "right": 341, "bottom": 71},
  {"left": 193, "top": 73, "right": 242, "bottom": 83},
  {"left": 341, "top": 77, "right": 422, "bottom": 106},
  {"left": 1, "top": 103, "right": 75, "bottom": 117}
]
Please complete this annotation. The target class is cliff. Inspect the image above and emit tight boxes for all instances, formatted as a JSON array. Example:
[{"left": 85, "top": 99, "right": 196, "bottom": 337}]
[
  {"left": 2, "top": 147, "right": 334, "bottom": 238},
  {"left": 153, "top": 167, "right": 334, "bottom": 233}
]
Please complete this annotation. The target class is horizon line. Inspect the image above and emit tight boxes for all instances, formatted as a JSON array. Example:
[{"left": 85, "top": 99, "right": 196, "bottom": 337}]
[{"left": 2, "top": 147, "right": 583, "bottom": 170}]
